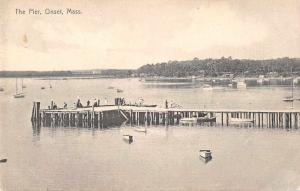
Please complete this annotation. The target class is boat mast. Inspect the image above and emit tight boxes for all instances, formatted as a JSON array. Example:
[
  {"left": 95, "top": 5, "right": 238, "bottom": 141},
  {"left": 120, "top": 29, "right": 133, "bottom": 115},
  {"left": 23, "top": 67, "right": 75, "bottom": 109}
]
[
  {"left": 15, "top": 78, "right": 18, "bottom": 94},
  {"left": 21, "top": 78, "right": 23, "bottom": 93},
  {"left": 291, "top": 67, "right": 294, "bottom": 108}
]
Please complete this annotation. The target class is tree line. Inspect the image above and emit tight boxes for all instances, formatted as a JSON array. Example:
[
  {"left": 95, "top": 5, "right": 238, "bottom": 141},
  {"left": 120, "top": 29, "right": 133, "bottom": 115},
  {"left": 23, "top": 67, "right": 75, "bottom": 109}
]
[{"left": 137, "top": 57, "right": 300, "bottom": 77}]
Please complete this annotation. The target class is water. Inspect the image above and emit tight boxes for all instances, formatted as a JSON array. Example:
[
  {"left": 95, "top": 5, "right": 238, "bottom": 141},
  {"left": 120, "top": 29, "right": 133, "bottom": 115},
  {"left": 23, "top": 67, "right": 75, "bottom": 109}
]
[{"left": 0, "top": 78, "right": 300, "bottom": 191}]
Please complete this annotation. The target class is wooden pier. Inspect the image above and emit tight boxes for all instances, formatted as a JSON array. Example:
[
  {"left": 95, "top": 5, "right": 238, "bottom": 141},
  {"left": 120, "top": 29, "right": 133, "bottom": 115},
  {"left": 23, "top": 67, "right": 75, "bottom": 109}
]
[{"left": 31, "top": 102, "right": 300, "bottom": 129}]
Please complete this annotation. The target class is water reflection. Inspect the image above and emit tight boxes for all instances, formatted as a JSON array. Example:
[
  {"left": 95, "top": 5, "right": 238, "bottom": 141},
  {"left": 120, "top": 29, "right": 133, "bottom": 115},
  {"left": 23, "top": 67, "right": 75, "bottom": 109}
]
[{"left": 199, "top": 156, "right": 213, "bottom": 164}]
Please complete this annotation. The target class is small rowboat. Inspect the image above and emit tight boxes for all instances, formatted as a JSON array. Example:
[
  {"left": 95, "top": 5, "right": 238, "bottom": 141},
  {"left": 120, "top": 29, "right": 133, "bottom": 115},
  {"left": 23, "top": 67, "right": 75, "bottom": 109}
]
[
  {"left": 231, "top": 118, "right": 254, "bottom": 123},
  {"left": 13, "top": 93, "right": 25, "bottom": 98},
  {"left": 0, "top": 159, "right": 7, "bottom": 163},
  {"left": 123, "top": 135, "right": 133, "bottom": 144},
  {"left": 179, "top": 116, "right": 216, "bottom": 123},
  {"left": 199, "top": 150, "right": 212, "bottom": 159}
]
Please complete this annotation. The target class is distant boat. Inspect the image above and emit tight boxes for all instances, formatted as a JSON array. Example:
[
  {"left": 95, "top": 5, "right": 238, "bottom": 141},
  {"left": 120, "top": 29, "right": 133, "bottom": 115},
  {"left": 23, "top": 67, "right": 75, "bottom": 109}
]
[
  {"left": 197, "top": 116, "right": 216, "bottom": 122},
  {"left": 49, "top": 78, "right": 52, "bottom": 89},
  {"left": 142, "top": 104, "right": 157, "bottom": 107},
  {"left": 13, "top": 78, "right": 25, "bottom": 98},
  {"left": 117, "top": 89, "right": 123, "bottom": 93},
  {"left": 123, "top": 135, "right": 133, "bottom": 144},
  {"left": 199, "top": 150, "right": 212, "bottom": 159},
  {"left": 108, "top": 86, "right": 114, "bottom": 89},
  {"left": 179, "top": 116, "right": 216, "bottom": 123},
  {"left": 0, "top": 87, "right": 4, "bottom": 91},
  {"left": 283, "top": 96, "right": 294, "bottom": 102},
  {"left": 0, "top": 158, "right": 7, "bottom": 163},
  {"left": 41, "top": 86, "right": 45, "bottom": 90},
  {"left": 231, "top": 118, "right": 254, "bottom": 123},
  {"left": 282, "top": 68, "right": 295, "bottom": 107}
]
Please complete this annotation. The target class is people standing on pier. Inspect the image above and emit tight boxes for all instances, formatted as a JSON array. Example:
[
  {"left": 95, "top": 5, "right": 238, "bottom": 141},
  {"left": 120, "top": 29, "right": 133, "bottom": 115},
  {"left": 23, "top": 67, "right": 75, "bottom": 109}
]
[
  {"left": 165, "top": 100, "right": 168, "bottom": 109},
  {"left": 64, "top": 102, "right": 67, "bottom": 109},
  {"left": 76, "top": 99, "right": 83, "bottom": 108},
  {"left": 87, "top": 100, "right": 90, "bottom": 107},
  {"left": 93, "top": 98, "right": 98, "bottom": 107},
  {"left": 97, "top": 99, "right": 100, "bottom": 106}
]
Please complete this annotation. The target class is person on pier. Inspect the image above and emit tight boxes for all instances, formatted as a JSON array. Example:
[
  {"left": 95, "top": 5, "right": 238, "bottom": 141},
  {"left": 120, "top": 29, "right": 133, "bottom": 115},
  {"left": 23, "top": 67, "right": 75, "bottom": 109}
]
[
  {"left": 63, "top": 102, "right": 67, "bottom": 109},
  {"left": 165, "top": 100, "right": 168, "bottom": 109},
  {"left": 87, "top": 100, "right": 90, "bottom": 107},
  {"left": 76, "top": 99, "right": 83, "bottom": 108}
]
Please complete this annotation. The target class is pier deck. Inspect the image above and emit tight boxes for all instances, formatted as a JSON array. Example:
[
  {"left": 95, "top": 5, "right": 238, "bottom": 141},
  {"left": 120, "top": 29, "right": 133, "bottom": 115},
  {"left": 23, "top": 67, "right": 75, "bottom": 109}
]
[{"left": 32, "top": 102, "right": 300, "bottom": 129}]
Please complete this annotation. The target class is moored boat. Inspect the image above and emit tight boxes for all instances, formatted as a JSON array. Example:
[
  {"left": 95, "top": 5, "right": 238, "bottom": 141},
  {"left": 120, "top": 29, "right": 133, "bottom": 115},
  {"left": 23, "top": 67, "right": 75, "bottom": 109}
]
[
  {"left": 197, "top": 116, "right": 216, "bottom": 122},
  {"left": 0, "top": 158, "right": 7, "bottom": 163},
  {"left": 199, "top": 150, "right": 212, "bottom": 158},
  {"left": 283, "top": 96, "right": 294, "bottom": 102},
  {"left": 179, "top": 116, "right": 216, "bottom": 123},
  {"left": 123, "top": 135, "right": 133, "bottom": 144},
  {"left": 13, "top": 78, "right": 25, "bottom": 98}
]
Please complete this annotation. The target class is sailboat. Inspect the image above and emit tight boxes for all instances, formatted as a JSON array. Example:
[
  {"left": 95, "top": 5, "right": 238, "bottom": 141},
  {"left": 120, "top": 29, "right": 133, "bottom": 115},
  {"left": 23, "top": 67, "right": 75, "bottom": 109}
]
[
  {"left": 13, "top": 78, "right": 25, "bottom": 98},
  {"left": 49, "top": 78, "right": 52, "bottom": 89},
  {"left": 282, "top": 68, "right": 297, "bottom": 109},
  {"left": 21, "top": 78, "right": 26, "bottom": 88}
]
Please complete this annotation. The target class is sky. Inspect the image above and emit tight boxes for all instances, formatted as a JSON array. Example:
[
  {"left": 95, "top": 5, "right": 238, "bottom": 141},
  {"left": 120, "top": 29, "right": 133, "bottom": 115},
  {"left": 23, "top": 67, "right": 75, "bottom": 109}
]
[{"left": 0, "top": 0, "right": 299, "bottom": 71}]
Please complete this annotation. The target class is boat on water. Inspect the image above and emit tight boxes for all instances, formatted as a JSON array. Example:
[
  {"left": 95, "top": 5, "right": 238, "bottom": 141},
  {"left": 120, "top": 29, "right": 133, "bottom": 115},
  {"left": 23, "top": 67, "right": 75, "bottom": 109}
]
[
  {"left": 123, "top": 135, "right": 133, "bottom": 144},
  {"left": 117, "top": 89, "right": 123, "bottom": 93},
  {"left": 282, "top": 70, "right": 296, "bottom": 104},
  {"left": 13, "top": 78, "right": 25, "bottom": 98},
  {"left": 231, "top": 118, "right": 254, "bottom": 123},
  {"left": 199, "top": 150, "right": 212, "bottom": 159},
  {"left": 0, "top": 87, "right": 4, "bottom": 91},
  {"left": 41, "top": 86, "right": 45, "bottom": 90},
  {"left": 142, "top": 104, "right": 157, "bottom": 107},
  {"left": 283, "top": 96, "right": 294, "bottom": 102},
  {"left": 179, "top": 116, "right": 216, "bottom": 123},
  {"left": 197, "top": 116, "right": 216, "bottom": 122},
  {"left": 108, "top": 86, "right": 114, "bottom": 89},
  {"left": 0, "top": 159, "right": 7, "bottom": 163}
]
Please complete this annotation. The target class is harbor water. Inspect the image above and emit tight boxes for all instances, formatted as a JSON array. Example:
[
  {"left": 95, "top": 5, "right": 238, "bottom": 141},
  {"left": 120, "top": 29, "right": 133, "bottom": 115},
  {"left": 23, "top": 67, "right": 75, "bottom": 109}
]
[{"left": 0, "top": 78, "right": 300, "bottom": 191}]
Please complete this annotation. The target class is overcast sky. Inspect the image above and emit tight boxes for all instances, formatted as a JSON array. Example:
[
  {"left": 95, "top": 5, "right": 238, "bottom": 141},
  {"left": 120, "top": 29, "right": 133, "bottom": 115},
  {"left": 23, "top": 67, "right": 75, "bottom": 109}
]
[{"left": 0, "top": 0, "right": 299, "bottom": 71}]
